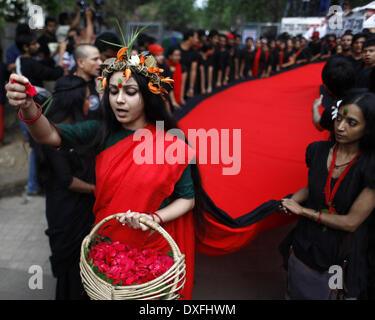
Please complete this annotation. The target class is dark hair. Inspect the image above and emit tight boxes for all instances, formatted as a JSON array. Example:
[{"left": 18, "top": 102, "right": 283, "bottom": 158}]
[
  {"left": 15, "top": 23, "right": 31, "bottom": 36},
  {"left": 137, "top": 34, "right": 151, "bottom": 47},
  {"left": 363, "top": 38, "right": 375, "bottom": 50},
  {"left": 352, "top": 33, "right": 366, "bottom": 45},
  {"left": 35, "top": 75, "right": 89, "bottom": 188},
  {"left": 94, "top": 32, "right": 121, "bottom": 53},
  {"left": 338, "top": 89, "right": 375, "bottom": 156},
  {"left": 45, "top": 17, "right": 56, "bottom": 25},
  {"left": 85, "top": 71, "right": 204, "bottom": 232},
  {"left": 200, "top": 41, "right": 214, "bottom": 53},
  {"left": 183, "top": 29, "right": 196, "bottom": 41},
  {"left": 166, "top": 45, "right": 180, "bottom": 58},
  {"left": 321, "top": 56, "right": 356, "bottom": 99},
  {"left": 15, "top": 33, "right": 36, "bottom": 53},
  {"left": 197, "top": 29, "right": 206, "bottom": 38},
  {"left": 46, "top": 75, "right": 88, "bottom": 123},
  {"left": 208, "top": 29, "right": 218, "bottom": 39},
  {"left": 58, "top": 12, "right": 69, "bottom": 25}
]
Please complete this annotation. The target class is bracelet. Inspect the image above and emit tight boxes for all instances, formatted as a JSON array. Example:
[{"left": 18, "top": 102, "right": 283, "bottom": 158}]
[
  {"left": 18, "top": 103, "right": 42, "bottom": 124},
  {"left": 152, "top": 212, "right": 164, "bottom": 225},
  {"left": 317, "top": 211, "right": 322, "bottom": 224}
]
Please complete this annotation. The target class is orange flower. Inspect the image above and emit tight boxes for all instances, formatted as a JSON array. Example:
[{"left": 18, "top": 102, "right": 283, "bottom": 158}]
[
  {"left": 139, "top": 53, "right": 145, "bottom": 66},
  {"left": 161, "top": 77, "right": 174, "bottom": 84},
  {"left": 148, "top": 82, "right": 161, "bottom": 94},
  {"left": 102, "top": 78, "right": 107, "bottom": 89},
  {"left": 147, "top": 67, "right": 164, "bottom": 74},
  {"left": 116, "top": 47, "right": 128, "bottom": 62},
  {"left": 124, "top": 69, "right": 132, "bottom": 82}
]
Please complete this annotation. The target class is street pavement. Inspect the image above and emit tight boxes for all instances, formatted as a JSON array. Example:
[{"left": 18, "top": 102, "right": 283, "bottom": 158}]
[{"left": 0, "top": 192, "right": 295, "bottom": 300}]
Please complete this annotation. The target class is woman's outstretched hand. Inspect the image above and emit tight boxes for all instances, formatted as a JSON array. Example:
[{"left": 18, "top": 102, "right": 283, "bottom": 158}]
[
  {"left": 281, "top": 198, "right": 304, "bottom": 216},
  {"left": 116, "top": 210, "right": 154, "bottom": 231},
  {"left": 5, "top": 74, "right": 34, "bottom": 110}
]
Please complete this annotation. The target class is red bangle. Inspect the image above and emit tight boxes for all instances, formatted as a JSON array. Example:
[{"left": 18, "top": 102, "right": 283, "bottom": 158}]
[
  {"left": 153, "top": 212, "right": 164, "bottom": 225},
  {"left": 317, "top": 211, "right": 322, "bottom": 225},
  {"left": 18, "top": 103, "right": 42, "bottom": 124}
]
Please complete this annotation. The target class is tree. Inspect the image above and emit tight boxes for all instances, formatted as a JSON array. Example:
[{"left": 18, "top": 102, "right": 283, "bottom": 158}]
[{"left": 0, "top": 0, "right": 27, "bottom": 31}]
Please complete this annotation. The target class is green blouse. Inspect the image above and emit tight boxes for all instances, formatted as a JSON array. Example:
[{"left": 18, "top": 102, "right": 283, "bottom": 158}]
[{"left": 57, "top": 120, "right": 195, "bottom": 209}]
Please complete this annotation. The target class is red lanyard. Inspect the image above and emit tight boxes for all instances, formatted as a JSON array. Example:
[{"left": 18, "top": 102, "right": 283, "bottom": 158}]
[{"left": 324, "top": 145, "right": 360, "bottom": 214}]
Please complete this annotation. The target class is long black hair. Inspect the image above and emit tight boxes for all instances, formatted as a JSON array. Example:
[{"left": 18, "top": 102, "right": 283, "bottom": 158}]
[
  {"left": 47, "top": 75, "right": 88, "bottom": 123},
  {"left": 85, "top": 71, "right": 204, "bottom": 231},
  {"left": 36, "top": 75, "right": 89, "bottom": 188},
  {"left": 333, "top": 88, "right": 375, "bottom": 181}
]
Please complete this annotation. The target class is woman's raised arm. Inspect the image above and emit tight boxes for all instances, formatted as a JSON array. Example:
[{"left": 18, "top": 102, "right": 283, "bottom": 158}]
[{"left": 5, "top": 74, "right": 62, "bottom": 147}]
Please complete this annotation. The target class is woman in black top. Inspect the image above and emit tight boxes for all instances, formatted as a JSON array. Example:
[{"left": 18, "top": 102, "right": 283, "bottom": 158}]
[
  {"left": 35, "top": 75, "right": 95, "bottom": 300},
  {"left": 280, "top": 89, "right": 375, "bottom": 299}
]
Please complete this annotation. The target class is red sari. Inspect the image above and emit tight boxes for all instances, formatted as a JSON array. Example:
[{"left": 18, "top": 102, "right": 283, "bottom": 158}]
[{"left": 93, "top": 124, "right": 196, "bottom": 299}]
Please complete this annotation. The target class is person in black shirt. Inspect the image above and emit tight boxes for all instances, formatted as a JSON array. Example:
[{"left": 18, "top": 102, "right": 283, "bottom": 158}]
[
  {"left": 346, "top": 33, "right": 367, "bottom": 76},
  {"left": 294, "top": 38, "right": 309, "bottom": 65},
  {"left": 281, "top": 89, "right": 375, "bottom": 299},
  {"left": 320, "top": 36, "right": 332, "bottom": 61},
  {"left": 239, "top": 37, "right": 254, "bottom": 78},
  {"left": 341, "top": 32, "right": 353, "bottom": 57},
  {"left": 35, "top": 75, "right": 95, "bottom": 300},
  {"left": 214, "top": 34, "right": 230, "bottom": 88},
  {"left": 281, "top": 38, "right": 295, "bottom": 69},
  {"left": 176, "top": 30, "right": 199, "bottom": 98},
  {"left": 225, "top": 33, "right": 237, "bottom": 84},
  {"left": 208, "top": 30, "right": 220, "bottom": 86},
  {"left": 268, "top": 39, "right": 280, "bottom": 74},
  {"left": 73, "top": 44, "right": 103, "bottom": 119},
  {"left": 356, "top": 38, "right": 375, "bottom": 88},
  {"left": 15, "top": 33, "right": 65, "bottom": 89},
  {"left": 309, "top": 32, "right": 322, "bottom": 62},
  {"left": 197, "top": 42, "right": 215, "bottom": 95}
]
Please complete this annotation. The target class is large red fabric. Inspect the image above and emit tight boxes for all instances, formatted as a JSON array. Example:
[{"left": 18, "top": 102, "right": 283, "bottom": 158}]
[
  {"left": 178, "top": 63, "right": 329, "bottom": 256},
  {"left": 93, "top": 124, "right": 195, "bottom": 299}
]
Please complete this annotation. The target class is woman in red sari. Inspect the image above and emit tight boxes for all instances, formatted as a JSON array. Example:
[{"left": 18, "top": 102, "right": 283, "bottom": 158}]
[{"left": 5, "top": 48, "right": 203, "bottom": 300}]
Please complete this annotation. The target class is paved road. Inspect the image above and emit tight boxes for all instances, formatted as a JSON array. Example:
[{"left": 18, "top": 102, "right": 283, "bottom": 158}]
[{"left": 0, "top": 193, "right": 295, "bottom": 300}]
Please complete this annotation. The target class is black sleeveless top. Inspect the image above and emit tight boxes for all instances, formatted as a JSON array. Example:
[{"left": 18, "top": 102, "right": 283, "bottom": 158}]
[{"left": 284, "top": 141, "right": 375, "bottom": 298}]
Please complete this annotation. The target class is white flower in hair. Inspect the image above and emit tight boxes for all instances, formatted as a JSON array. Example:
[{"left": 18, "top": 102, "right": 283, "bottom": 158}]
[
  {"left": 331, "top": 100, "right": 342, "bottom": 120},
  {"left": 331, "top": 106, "right": 338, "bottom": 120},
  {"left": 129, "top": 54, "right": 140, "bottom": 66}
]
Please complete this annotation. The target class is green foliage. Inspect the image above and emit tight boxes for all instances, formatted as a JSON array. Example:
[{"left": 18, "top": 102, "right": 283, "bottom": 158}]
[
  {"left": 154, "top": 0, "right": 196, "bottom": 31},
  {"left": 0, "top": 0, "right": 25, "bottom": 31}
]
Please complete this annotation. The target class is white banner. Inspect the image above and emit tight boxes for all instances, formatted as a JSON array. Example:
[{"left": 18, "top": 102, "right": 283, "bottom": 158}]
[{"left": 280, "top": 17, "right": 327, "bottom": 37}]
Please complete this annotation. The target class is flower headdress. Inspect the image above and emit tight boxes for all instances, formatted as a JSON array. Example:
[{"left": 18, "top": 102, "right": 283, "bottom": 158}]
[{"left": 98, "top": 23, "right": 173, "bottom": 97}]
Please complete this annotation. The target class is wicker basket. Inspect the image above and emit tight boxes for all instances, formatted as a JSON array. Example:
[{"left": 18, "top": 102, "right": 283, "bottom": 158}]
[{"left": 80, "top": 213, "right": 186, "bottom": 300}]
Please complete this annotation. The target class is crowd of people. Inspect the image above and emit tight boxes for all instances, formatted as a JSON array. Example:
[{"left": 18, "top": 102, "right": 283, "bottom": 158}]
[{"left": 2, "top": 4, "right": 375, "bottom": 301}]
